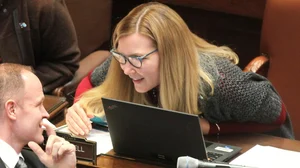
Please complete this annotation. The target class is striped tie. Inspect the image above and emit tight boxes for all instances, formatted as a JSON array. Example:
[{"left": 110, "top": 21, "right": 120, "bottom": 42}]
[{"left": 15, "top": 157, "right": 27, "bottom": 168}]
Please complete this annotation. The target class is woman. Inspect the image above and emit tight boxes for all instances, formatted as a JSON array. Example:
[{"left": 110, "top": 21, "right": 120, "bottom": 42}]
[{"left": 66, "top": 2, "right": 294, "bottom": 139}]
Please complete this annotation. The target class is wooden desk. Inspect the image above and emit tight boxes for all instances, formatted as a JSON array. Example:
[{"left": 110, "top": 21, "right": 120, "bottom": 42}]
[
  {"left": 205, "top": 133, "right": 300, "bottom": 153},
  {"left": 44, "top": 95, "right": 69, "bottom": 125},
  {"left": 77, "top": 133, "right": 300, "bottom": 168}
]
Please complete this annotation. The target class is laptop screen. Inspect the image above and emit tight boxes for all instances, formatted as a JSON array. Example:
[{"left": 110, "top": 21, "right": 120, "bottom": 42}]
[{"left": 102, "top": 97, "right": 208, "bottom": 165}]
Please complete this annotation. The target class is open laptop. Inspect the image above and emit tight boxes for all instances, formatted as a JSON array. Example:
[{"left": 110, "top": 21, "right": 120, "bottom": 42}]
[{"left": 102, "top": 97, "right": 241, "bottom": 166}]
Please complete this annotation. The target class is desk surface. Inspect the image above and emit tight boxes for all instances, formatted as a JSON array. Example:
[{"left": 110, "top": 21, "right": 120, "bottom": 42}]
[
  {"left": 76, "top": 133, "right": 300, "bottom": 168},
  {"left": 51, "top": 101, "right": 299, "bottom": 168},
  {"left": 51, "top": 103, "right": 300, "bottom": 167},
  {"left": 206, "top": 133, "right": 300, "bottom": 153}
]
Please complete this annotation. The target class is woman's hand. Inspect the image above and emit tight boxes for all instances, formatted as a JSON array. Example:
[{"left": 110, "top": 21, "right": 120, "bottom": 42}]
[
  {"left": 65, "top": 102, "right": 94, "bottom": 136},
  {"left": 199, "top": 118, "right": 210, "bottom": 135}
]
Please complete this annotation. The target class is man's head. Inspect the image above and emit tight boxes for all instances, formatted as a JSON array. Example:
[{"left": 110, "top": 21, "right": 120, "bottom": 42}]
[{"left": 0, "top": 63, "right": 49, "bottom": 150}]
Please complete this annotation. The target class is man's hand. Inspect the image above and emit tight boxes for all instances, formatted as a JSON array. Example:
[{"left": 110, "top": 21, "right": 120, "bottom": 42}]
[
  {"left": 28, "top": 122, "right": 76, "bottom": 168},
  {"left": 65, "top": 102, "right": 94, "bottom": 136}
]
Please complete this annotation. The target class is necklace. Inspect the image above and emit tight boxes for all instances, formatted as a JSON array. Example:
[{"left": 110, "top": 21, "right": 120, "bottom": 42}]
[
  {"left": 152, "top": 88, "right": 157, "bottom": 98},
  {"left": 149, "top": 88, "right": 159, "bottom": 107}
]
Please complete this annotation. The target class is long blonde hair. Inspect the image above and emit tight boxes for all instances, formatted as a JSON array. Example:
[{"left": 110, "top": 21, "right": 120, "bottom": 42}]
[{"left": 78, "top": 2, "right": 238, "bottom": 116}]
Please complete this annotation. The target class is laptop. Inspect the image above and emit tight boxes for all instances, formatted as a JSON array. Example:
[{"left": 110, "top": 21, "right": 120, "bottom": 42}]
[{"left": 102, "top": 97, "right": 241, "bottom": 166}]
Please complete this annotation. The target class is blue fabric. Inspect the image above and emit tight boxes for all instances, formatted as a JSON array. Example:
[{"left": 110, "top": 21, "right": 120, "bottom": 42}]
[{"left": 90, "top": 116, "right": 107, "bottom": 126}]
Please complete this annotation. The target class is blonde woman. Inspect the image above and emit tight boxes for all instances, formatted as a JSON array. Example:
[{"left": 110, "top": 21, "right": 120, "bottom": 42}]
[{"left": 66, "top": 2, "right": 294, "bottom": 139}]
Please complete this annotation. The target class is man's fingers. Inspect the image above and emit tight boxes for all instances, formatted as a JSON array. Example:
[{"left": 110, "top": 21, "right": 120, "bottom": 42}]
[
  {"left": 50, "top": 140, "right": 76, "bottom": 161},
  {"left": 56, "top": 141, "right": 76, "bottom": 160},
  {"left": 42, "top": 120, "right": 56, "bottom": 137},
  {"left": 28, "top": 141, "right": 47, "bottom": 162},
  {"left": 45, "top": 135, "right": 64, "bottom": 155},
  {"left": 51, "top": 141, "right": 63, "bottom": 160}
]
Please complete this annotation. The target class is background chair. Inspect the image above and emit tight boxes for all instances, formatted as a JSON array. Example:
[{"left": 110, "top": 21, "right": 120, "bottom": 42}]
[
  {"left": 52, "top": 0, "right": 112, "bottom": 103},
  {"left": 243, "top": 55, "right": 269, "bottom": 75},
  {"left": 259, "top": 0, "right": 300, "bottom": 139},
  {"left": 240, "top": 0, "right": 300, "bottom": 139}
]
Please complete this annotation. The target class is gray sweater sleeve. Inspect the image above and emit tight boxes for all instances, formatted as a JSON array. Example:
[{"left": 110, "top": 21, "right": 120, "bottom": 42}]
[
  {"left": 201, "top": 56, "right": 282, "bottom": 124},
  {"left": 90, "top": 56, "right": 112, "bottom": 87},
  {"left": 92, "top": 54, "right": 282, "bottom": 124}
]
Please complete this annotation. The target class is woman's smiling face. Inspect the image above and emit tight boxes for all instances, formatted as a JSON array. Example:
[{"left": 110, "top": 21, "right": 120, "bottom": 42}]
[{"left": 117, "top": 33, "right": 160, "bottom": 93}]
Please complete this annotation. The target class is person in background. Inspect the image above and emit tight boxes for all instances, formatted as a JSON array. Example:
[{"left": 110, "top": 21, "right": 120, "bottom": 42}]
[
  {"left": 0, "top": 63, "right": 76, "bottom": 168},
  {"left": 0, "top": 0, "right": 80, "bottom": 94},
  {"left": 65, "top": 2, "right": 294, "bottom": 139}
]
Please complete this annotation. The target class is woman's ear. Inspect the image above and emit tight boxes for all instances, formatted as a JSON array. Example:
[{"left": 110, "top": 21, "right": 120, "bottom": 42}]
[{"left": 5, "top": 100, "right": 17, "bottom": 120}]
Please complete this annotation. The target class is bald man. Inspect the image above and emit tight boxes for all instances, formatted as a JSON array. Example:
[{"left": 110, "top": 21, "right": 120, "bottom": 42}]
[{"left": 0, "top": 63, "right": 76, "bottom": 168}]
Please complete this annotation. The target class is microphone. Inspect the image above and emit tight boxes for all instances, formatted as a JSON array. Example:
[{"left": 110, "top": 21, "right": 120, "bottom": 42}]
[{"left": 177, "top": 156, "right": 256, "bottom": 168}]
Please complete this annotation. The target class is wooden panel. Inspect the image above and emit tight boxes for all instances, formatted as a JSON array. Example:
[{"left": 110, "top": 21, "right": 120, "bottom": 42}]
[
  {"left": 65, "top": 0, "right": 112, "bottom": 58},
  {"left": 112, "top": 0, "right": 263, "bottom": 69},
  {"left": 157, "top": 0, "right": 266, "bottom": 19},
  {"left": 44, "top": 95, "right": 69, "bottom": 125}
]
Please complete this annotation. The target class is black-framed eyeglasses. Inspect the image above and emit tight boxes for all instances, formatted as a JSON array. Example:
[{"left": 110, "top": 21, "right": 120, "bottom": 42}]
[{"left": 110, "top": 49, "right": 158, "bottom": 68}]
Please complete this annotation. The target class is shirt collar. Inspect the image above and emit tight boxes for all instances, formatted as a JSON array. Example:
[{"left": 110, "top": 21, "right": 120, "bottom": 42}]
[{"left": 0, "top": 139, "right": 23, "bottom": 168}]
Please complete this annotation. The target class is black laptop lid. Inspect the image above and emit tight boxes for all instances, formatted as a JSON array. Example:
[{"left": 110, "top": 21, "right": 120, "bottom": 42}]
[{"left": 102, "top": 97, "right": 208, "bottom": 165}]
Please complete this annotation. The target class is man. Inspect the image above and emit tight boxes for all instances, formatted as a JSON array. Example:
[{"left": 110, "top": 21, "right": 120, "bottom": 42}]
[
  {"left": 0, "top": 63, "right": 76, "bottom": 168},
  {"left": 0, "top": 0, "right": 80, "bottom": 94}
]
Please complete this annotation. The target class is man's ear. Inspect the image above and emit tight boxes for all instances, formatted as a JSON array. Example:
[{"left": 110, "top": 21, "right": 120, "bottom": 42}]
[{"left": 5, "top": 100, "right": 17, "bottom": 120}]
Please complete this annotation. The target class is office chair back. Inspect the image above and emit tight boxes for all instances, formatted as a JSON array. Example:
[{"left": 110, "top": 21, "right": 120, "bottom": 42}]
[{"left": 260, "top": 0, "right": 300, "bottom": 139}]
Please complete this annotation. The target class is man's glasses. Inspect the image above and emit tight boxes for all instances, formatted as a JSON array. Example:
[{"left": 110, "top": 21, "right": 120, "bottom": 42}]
[{"left": 110, "top": 49, "right": 158, "bottom": 68}]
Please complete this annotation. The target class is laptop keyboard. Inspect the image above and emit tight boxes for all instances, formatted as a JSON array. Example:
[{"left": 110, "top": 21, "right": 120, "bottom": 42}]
[
  {"left": 207, "top": 152, "right": 223, "bottom": 162},
  {"left": 205, "top": 141, "right": 213, "bottom": 147},
  {"left": 204, "top": 141, "right": 224, "bottom": 161}
]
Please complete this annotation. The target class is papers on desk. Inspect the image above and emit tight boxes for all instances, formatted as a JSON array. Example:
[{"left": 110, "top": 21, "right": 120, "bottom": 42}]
[
  {"left": 56, "top": 125, "right": 113, "bottom": 155},
  {"left": 230, "top": 144, "right": 300, "bottom": 168}
]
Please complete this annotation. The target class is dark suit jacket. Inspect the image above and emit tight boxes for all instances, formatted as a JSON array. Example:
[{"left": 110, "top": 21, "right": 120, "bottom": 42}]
[
  {"left": 0, "top": 0, "right": 80, "bottom": 93},
  {"left": 0, "top": 149, "right": 46, "bottom": 168}
]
